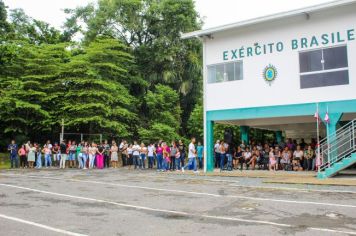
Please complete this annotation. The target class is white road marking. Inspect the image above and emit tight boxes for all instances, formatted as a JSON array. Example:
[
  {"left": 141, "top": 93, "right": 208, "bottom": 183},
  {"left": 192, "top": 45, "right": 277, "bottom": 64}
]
[
  {"left": 144, "top": 174, "right": 356, "bottom": 194},
  {"left": 230, "top": 184, "right": 356, "bottom": 194},
  {"left": 1, "top": 173, "right": 356, "bottom": 209},
  {"left": 0, "top": 213, "right": 87, "bottom": 236},
  {"left": 0, "top": 183, "right": 355, "bottom": 235}
]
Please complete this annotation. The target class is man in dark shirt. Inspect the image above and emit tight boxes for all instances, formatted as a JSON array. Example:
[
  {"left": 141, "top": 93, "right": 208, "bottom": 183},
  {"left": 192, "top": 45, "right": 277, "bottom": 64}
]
[
  {"left": 178, "top": 140, "right": 186, "bottom": 168},
  {"left": 8, "top": 140, "right": 19, "bottom": 168}
]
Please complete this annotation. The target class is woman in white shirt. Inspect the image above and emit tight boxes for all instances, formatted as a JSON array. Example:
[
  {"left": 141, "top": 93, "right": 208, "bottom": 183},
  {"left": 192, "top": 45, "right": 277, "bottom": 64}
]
[
  {"left": 293, "top": 145, "right": 304, "bottom": 171},
  {"left": 243, "top": 147, "right": 252, "bottom": 170},
  {"left": 147, "top": 143, "right": 155, "bottom": 169}
]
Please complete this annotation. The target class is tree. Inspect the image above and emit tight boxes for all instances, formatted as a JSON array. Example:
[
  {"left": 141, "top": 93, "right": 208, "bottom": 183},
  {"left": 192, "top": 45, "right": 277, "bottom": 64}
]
[
  {"left": 187, "top": 103, "right": 203, "bottom": 140},
  {"left": 64, "top": 0, "right": 203, "bottom": 137},
  {"left": 9, "top": 8, "right": 64, "bottom": 44},
  {"left": 55, "top": 38, "right": 138, "bottom": 137},
  {"left": 0, "top": 42, "right": 61, "bottom": 139},
  {"left": 0, "top": 0, "right": 11, "bottom": 39},
  {"left": 138, "top": 84, "right": 181, "bottom": 142}
]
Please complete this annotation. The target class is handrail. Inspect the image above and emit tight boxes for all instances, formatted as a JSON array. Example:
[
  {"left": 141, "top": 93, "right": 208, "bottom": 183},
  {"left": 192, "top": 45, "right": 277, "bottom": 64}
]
[{"left": 319, "top": 119, "right": 356, "bottom": 172}]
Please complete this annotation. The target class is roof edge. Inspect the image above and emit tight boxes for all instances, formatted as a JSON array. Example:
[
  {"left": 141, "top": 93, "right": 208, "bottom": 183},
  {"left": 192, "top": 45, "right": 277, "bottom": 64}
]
[{"left": 182, "top": 0, "right": 356, "bottom": 39}]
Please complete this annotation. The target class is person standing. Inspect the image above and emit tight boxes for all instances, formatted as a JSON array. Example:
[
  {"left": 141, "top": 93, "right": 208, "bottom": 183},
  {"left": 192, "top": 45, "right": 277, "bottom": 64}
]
[
  {"left": 27, "top": 144, "right": 36, "bottom": 169},
  {"left": 127, "top": 144, "right": 133, "bottom": 169},
  {"left": 156, "top": 143, "right": 163, "bottom": 171},
  {"left": 59, "top": 140, "right": 67, "bottom": 169},
  {"left": 140, "top": 143, "right": 147, "bottom": 169},
  {"left": 147, "top": 143, "right": 155, "bottom": 169},
  {"left": 197, "top": 142, "right": 204, "bottom": 170},
  {"left": 18, "top": 145, "right": 27, "bottom": 168},
  {"left": 178, "top": 140, "right": 186, "bottom": 169},
  {"left": 96, "top": 143, "right": 104, "bottom": 169},
  {"left": 170, "top": 141, "right": 178, "bottom": 171},
  {"left": 35, "top": 144, "right": 42, "bottom": 169},
  {"left": 162, "top": 142, "right": 171, "bottom": 172},
  {"left": 214, "top": 140, "right": 221, "bottom": 169},
  {"left": 110, "top": 142, "right": 119, "bottom": 168},
  {"left": 219, "top": 141, "right": 227, "bottom": 171},
  {"left": 77, "top": 142, "right": 83, "bottom": 169},
  {"left": 88, "top": 142, "right": 97, "bottom": 169},
  {"left": 182, "top": 137, "right": 198, "bottom": 173},
  {"left": 68, "top": 141, "right": 77, "bottom": 168},
  {"left": 44, "top": 143, "right": 52, "bottom": 168},
  {"left": 52, "top": 143, "right": 60, "bottom": 167},
  {"left": 82, "top": 142, "right": 89, "bottom": 169},
  {"left": 8, "top": 140, "right": 19, "bottom": 169},
  {"left": 304, "top": 145, "right": 314, "bottom": 171},
  {"left": 119, "top": 140, "right": 127, "bottom": 167},
  {"left": 103, "top": 140, "right": 110, "bottom": 168},
  {"left": 75, "top": 142, "right": 82, "bottom": 168},
  {"left": 132, "top": 141, "right": 141, "bottom": 170}
]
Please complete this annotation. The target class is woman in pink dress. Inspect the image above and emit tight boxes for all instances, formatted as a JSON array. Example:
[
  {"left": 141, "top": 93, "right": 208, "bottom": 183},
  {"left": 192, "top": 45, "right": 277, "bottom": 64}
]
[
  {"left": 96, "top": 144, "right": 104, "bottom": 169},
  {"left": 269, "top": 147, "right": 277, "bottom": 171}
]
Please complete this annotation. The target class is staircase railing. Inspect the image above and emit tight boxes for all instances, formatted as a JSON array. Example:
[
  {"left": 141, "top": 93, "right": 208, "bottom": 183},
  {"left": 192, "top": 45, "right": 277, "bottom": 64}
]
[{"left": 319, "top": 119, "right": 356, "bottom": 172}]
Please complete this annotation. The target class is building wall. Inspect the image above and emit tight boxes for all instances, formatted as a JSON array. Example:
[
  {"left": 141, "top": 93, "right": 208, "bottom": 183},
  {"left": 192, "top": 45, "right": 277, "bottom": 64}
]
[{"left": 205, "top": 5, "right": 356, "bottom": 112}]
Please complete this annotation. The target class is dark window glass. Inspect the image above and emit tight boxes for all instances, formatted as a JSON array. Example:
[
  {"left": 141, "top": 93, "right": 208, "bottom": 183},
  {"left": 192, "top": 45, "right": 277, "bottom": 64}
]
[
  {"left": 235, "top": 62, "right": 243, "bottom": 80},
  {"left": 300, "top": 70, "right": 349, "bottom": 89},
  {"left": 323, "top": 46, "right": 348, "bottom": 70},
  {"left": 225, "top": 62, "right": 235, "bottom": 81},
  {"left": 299, "top": 50, "right": 323, "bottom": 73}
]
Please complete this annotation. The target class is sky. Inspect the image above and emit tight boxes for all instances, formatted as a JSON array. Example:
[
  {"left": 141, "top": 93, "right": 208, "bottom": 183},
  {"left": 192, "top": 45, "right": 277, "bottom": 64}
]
[{"left": 3, "top": 0, "right": 333, "bottom": 30}]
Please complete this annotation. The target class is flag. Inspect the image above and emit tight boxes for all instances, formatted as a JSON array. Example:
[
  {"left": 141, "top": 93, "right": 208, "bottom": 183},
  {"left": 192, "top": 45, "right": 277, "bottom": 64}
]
[
  {"left": 314, "top": 111, "right": 321, "bottom": 123},
  {"left": 324, "top": 112, "right": 330, "bottom": 124}
]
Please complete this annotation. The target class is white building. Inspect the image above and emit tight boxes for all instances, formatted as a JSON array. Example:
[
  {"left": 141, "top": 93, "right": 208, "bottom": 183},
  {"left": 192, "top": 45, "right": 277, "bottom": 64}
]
[{"left": 182, "top": 0, "right": 356, "bottom": 175}]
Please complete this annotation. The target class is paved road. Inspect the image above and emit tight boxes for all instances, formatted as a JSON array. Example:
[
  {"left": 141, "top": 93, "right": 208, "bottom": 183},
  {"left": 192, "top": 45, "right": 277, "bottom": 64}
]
[{"left": 0, "top": 169, "right": 356, "bottom": 236}]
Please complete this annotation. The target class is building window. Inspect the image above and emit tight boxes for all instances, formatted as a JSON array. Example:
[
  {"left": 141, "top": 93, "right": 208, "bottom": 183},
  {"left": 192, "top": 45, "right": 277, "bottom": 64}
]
[
  {"left": 299, "top": 45, "right": 349, "bottom": 89},
  {"left": 207, "top": 61, "right": 243, "bottom": 84}
]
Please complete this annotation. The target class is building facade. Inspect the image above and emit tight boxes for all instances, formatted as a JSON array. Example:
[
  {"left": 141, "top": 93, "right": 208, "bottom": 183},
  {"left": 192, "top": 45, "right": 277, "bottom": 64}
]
[{"left": 182, "top": 0, "right": 356, "bottom": 172}]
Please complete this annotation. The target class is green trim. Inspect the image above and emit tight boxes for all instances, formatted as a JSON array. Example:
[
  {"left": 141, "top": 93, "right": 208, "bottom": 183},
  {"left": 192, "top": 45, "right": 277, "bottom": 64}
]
[
  {"left": 207, "top": 99, "right": 356, "bottom": 122},
  {"left": 206, "top": 120, "right": 214, "bottom": 172},
  {"left": 240, "top": 126, "right": 250, "bottom": 144},
  {"left": 276, "top": 131, "right": 283, "bottom": 143}
]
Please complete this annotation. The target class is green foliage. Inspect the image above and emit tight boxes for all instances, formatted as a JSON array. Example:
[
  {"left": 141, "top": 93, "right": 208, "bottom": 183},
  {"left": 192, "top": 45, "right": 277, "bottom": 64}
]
[
  {"left": 9, "top": 8, "right": 64, "bottom": 44},
  {"left": 0, "top": 0, "right": 204, "bottom": 145},
  {"left": 187, "top": 103, "right": 203, "bottom": 140},
  {"left": 56, "top": 38, "right": 138, "bottom": 137},
  {"left": 65, "top": 0, "right": 203, "bottom": 138},
  {"left": 138, "top": 123, "right": 180, "bottom": 144},
  {"left": 145, "top": 84, "right": 181, "bottom": 128}
]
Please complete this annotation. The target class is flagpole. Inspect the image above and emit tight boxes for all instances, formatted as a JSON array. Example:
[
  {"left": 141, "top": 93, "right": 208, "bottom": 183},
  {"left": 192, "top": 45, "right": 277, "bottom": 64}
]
[{"left": 316, "top": 103, "right": 321, "bottom": 173}]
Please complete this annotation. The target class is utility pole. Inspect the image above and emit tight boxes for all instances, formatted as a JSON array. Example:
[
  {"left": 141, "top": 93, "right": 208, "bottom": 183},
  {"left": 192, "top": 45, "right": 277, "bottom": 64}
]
[{"left": 60, "top": 118, "right": 64, "bottom": 142}]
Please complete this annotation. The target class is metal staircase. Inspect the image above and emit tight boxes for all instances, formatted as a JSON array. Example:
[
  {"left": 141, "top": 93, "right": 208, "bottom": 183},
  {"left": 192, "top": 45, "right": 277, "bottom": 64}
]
[{"left": 317, "top": 119, "right": 356, "bottom": 179}]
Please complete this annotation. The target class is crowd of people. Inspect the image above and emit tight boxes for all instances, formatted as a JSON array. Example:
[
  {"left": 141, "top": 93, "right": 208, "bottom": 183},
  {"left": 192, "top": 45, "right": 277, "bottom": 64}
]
[
  {"left": 214, "top": 138, "right": 321, "bottom": 172},
  {"left": 7, "top": 137, "right": 321, "bottom": 172},
  {"left": 6, "top": 138, "right": 204, "bottom": 173}
]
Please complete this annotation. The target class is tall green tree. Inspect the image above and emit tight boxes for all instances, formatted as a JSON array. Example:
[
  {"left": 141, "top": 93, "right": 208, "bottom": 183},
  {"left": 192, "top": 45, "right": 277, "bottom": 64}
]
[
  {"left": 9, "top": 8, "right": 65, "bottom": 44},
  {"left": 65, "top": 0, "right": 203, "bottom": 137},
  {"left": 138, "top": 84, "right": 181, "bottom": 142},
  {"left": 55, "top": 38, "right": 138, "bottom": 137},
  {"left": 0, "top": 42, "right": 64, "bottom": 140}
]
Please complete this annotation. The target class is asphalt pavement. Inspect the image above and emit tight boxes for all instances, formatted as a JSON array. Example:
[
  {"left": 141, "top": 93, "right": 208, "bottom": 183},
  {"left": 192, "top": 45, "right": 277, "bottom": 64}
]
[{"left": 0, "top": 168, "right": 355, "bottom": 236}]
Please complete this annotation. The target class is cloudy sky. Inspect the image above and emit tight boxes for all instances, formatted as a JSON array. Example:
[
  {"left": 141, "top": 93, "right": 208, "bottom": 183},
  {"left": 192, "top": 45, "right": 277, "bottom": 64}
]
[{"left": 4, "top": 0, "right": 332, "bottom": 30}]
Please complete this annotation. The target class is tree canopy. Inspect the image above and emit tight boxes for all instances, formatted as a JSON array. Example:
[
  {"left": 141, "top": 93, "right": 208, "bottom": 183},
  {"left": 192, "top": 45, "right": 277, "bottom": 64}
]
[{"left": 0, "top": 0, "right": 205, "bottom": 146}]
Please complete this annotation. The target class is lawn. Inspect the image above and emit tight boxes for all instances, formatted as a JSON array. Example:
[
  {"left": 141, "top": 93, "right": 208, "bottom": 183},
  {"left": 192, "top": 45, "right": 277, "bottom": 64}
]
[{"left": 0, "top": 153, "right": 10, "bottom": 169}]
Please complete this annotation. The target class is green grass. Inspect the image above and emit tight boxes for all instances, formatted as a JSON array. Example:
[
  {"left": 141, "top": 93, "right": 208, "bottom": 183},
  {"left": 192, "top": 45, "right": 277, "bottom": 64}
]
[{"left": 0, "top": 153, "right": 11, "bottom": 169}]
